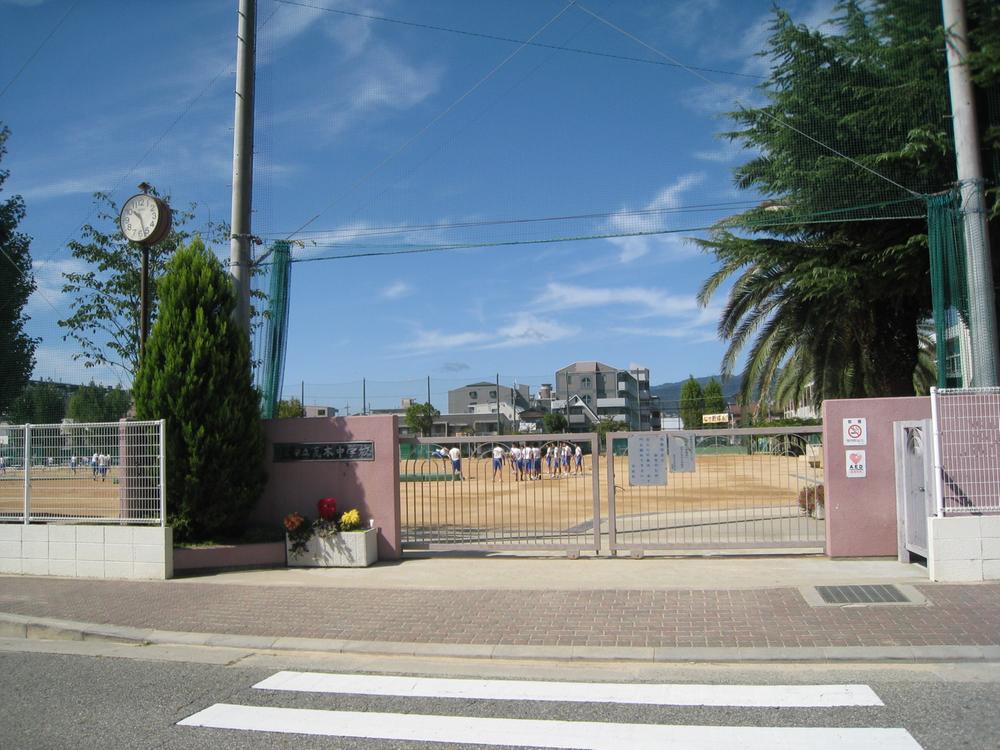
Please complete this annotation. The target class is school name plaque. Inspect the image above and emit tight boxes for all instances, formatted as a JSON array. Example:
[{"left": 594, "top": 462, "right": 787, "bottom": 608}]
[{"left": 273, "top": 441, "right": 375, "bottom": 462}]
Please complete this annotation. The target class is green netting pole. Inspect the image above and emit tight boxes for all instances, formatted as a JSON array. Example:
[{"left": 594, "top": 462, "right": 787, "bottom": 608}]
[
  {"left": 927, "top": 195, "right": 950, "bottom": 387},
  {"left": 260, "top": 241, "right": 291, "bottom": 418}
]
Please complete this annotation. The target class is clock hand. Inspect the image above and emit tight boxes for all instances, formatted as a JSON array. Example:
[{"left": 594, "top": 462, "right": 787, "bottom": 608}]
[{"left": 131, "top": 210, "right": 147, "bottom": 235}]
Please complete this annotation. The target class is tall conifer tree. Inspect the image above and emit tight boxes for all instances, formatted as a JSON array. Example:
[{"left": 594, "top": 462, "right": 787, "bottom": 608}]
[{"left": 133, "top": 238, "right": 264, "bottom": 541}]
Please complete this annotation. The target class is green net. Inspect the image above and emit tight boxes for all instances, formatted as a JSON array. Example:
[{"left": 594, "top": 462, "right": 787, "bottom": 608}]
[
  {"left": 928, "top": 191, "right": 971, "bottom": 388},
  {"left": 256, "top": 241, "right": 292, "bottom": 419}
]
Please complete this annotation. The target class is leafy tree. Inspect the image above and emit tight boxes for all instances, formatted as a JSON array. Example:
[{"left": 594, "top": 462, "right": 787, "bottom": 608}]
[
  {"left": 594, "top": 417, "right": 619, "bottom": 448},
  {"left": 679, "top": 376, "right": 704, "bottom": 430},
  {"left": 67, "top": 381, "right": 131, "bottom": 422},
  {"left": 59, "top": 191, "right": 202, "bottom": 380},
  {"left": 0, "top": 125, "right": 37, "bottom": 418},
  {"left": 703, "top": 379, "right": 726, "bottom": 413},
  {"left": 542, "top": 411, "right": 568, "bottom": 433},
  {"left": 132, "top": 238, "right": 265, "bottom": 542},
  {"left": 404, "top": 401, "right": 439, "bottom": 437},
  {"left": 696, "top": 1, "right": 1000, "bottom": 405},
  {"left": 275, "top": 398, "right": 304, "bottom": 418},
  {"left": 8, "top": 381, "right": 66, "bottom": 424}
]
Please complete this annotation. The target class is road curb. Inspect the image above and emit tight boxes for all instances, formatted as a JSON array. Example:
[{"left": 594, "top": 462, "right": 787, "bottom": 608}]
[{"left": 2, "top": 612, "right": 999, "bottom": 663}]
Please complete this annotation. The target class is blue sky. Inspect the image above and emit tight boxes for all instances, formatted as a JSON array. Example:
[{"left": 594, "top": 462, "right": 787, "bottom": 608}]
[{"left": 1, "top": 0, "right": 836, "bottom": 412}]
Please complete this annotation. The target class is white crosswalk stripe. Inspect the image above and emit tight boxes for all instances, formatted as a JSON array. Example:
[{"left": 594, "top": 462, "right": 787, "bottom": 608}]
[
  {"left": 253, "top": 670, "right": 885, "bottom": 707},
  {"left": 179, "top": 704, "right": 923, "bottom": 749},
  {"left": 177, "top": 671, "right": 926, "bottom": 749}
]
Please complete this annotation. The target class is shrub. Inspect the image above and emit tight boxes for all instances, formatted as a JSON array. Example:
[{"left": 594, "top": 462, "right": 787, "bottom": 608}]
[
  {"left": 133, "top": 238, "right": 265, "bottom": 542},
  {"left": 798, "top": 484, "right": 825, "bottom": 514}
]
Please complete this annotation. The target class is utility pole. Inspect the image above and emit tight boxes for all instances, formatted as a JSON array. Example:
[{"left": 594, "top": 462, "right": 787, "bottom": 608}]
[
  {"left": 229, "top": 0, "right": 256, "bottom": 334},
  {"left": 942, "top": 0, "right": 999, "bottom": 385}
]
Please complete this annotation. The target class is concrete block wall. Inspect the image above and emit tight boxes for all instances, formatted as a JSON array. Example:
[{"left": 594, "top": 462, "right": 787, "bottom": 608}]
[
  {"left": 928, "top": 515, "right": 1000, "bottom": 582},
  {"left": 0, "top": 524, "right": 173, "bottom": 580}
]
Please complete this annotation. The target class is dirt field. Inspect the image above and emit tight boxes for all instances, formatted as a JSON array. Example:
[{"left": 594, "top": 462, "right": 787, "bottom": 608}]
[
  {"left": 0, "top": 467, "right": 123, "bottom": 518},
  {"left": 400, "top": 453, "right": 822, "bottom": 539}
]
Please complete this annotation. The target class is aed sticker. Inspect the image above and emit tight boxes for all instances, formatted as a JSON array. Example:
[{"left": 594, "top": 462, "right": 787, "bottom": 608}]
[{"left": 846, "top": 450, "right": 867, "bottom": 478}]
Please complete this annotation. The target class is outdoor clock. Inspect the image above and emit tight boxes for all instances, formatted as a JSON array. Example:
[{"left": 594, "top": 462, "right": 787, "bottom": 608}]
[{"left": 119, "top": 192, "right": 172, "bottom": 245}]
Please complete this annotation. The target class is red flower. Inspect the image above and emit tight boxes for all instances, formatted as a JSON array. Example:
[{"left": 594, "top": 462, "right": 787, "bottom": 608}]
[
  {"left": 317, "top": 497, "right": 337, "bottom": 520},
  {"left": 283, "top": 512, "right": 305, "bottom": 532}
]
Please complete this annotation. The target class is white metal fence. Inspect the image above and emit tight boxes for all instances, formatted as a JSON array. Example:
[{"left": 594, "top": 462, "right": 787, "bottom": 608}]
[
  {"left": 930, "top": 386, "right": 1000, "bottom": 515},
  {"left": 0, "top": 420, "right": 165, "bottom": 525},
  {"left": 606, "top": 427, "right": 826, "bottom": 553},
  {"left": 400, "top": 434, "right": 601, "bottom": 553}
]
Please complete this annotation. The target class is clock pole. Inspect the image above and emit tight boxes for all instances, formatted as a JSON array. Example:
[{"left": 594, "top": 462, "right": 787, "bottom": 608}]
[
  {"left": 229, "top": 0, "right": 256, "bottom": 334},
  {"left": 140, "top": 244, "right": 150, "bottom": 359}
]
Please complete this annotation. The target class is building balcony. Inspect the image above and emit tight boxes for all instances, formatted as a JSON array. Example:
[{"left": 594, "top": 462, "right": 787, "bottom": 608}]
[{"left": 597, "top": 397, "right": 626, "bottom": 408}]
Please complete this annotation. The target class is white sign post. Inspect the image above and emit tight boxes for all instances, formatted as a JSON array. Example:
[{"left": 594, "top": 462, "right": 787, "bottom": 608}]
[
  {"left": 843, "top": 417, "right": 867, "bottom": 445},
  {"left": 846, "top": 449, "right": 867, "bottom": 478},
  {"left": 628, "top": 433, "right": 668, "bottom": 486}
]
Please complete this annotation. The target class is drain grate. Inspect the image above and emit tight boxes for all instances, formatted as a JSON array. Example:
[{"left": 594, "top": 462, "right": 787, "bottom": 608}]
[{"left": 814, "top": 584, "right": 910, "bottom": 604}]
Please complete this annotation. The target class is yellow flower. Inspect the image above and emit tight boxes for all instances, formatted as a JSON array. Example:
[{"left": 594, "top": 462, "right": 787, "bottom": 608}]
[{"left": 339, "top": 508, "right": 361, "bottom": 531}]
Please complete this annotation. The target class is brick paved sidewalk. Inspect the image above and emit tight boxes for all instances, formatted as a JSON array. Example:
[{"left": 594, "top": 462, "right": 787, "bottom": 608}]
[{"left": 1, "top": 576, "right": 998, "bottom": 650}]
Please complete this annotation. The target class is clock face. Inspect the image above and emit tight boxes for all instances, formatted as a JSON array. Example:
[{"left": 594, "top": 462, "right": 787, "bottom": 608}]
[{"left": 120, "top": 194, "right": 163, "bottom": 243}]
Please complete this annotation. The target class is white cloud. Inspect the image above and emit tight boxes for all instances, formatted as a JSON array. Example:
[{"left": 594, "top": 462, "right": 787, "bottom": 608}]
[
  {"left": 17, "top": 171, "right": 123, "bottom": 203},
  {"left": 613, "top": 325, "right": 721, "bottom": 344},
  {"left": 265, "top": 2, "right": 326, "bottom": 49},
  {"left": 693, "top": 140, "right": 749, "bottom": 164},
  {"left": 380, "top": 280, "right": 412, "bottom": 299},
  {"left": 604, "top": 175, "right": 705, "bottom": 263},
  {"left": 535, "top": 282, "right": 700, "bottom": 319},
  {"left": 274, "top": 49, "right": 444, "bottom": 139},
  {"left": 399, "top": 313, "right": 578, "bottom": 355},
  {"left": 26, "top": 257, "right": 84, "bottom": 316}
]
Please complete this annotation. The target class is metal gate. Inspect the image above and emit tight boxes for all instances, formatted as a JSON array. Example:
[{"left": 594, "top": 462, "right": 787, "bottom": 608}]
[
  {"left": 606, "top": 427, "right": 825, "bottom": 554},
  {"left": 892, "top": 419, "right": 934, "bottom": 560},
  {"left": 400, "top": 433, "right": 600, "bottom": 554}
]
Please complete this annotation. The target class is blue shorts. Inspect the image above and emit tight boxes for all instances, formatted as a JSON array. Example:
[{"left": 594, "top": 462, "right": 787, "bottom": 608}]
[
  {"left": 575, "top": 455, "right": 582, "bottom": 466},
  {"left": 452, "top": 459, "right": 461, "bottom": 471},
  {"left": 534, "top": 458, "right": 541, "bottom": 471},
  {"left": 493, "top": 458, "right": 502, "bottom": 470}
]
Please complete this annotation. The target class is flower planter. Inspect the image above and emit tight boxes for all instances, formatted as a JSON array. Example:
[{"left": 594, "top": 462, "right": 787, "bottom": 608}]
[{"left": 286, "top": 528, "right": 377, "bottom": 567}]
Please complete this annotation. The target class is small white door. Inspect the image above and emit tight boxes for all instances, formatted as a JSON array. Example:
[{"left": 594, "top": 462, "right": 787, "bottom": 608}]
[{"left": 893, "top": 420, "right": 934, "bottom": 560}]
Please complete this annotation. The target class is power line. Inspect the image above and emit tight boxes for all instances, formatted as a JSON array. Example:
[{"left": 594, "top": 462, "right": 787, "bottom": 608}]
[
  {"left": 260, "top": 200, "right": 761, "bottom": 241},
  {"left": 283, "top": 1, "right": 580, "bottom": 241},
  {"left": 573, "top": 2, "right": 923, "bottom": 199},
  {"left": 0, "top": 6, "right": 285, "bottom": 322},
  {"left": 274, "top": 0, "right": 764, "bottom": 80},
  {"left": 0, "top": 0, "right": 80, "bottom": 101},
  {"left": 276, "top": 200, "right": 927, "bottom": 264}
]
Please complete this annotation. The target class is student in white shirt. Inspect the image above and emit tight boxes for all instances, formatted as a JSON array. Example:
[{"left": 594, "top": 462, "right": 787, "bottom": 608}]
[
  {"left": 448, "top": 446, "right": 463, "bottom": 480},
  {"left": 492, "top": 445, "right": 505, "bottom": 480}
]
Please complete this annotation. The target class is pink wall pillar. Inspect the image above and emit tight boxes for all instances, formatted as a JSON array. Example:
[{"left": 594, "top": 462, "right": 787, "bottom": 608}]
[
  {"left": 822, "top": 397, "right": 930, "bottom": 557},
  {"left": 255, "top": 415, "right": 401, "bottom": 560}
]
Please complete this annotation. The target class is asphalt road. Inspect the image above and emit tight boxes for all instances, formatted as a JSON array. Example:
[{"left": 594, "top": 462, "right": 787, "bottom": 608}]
[{"left": 1, "top": 639, "right": 998, "bottom": 749}]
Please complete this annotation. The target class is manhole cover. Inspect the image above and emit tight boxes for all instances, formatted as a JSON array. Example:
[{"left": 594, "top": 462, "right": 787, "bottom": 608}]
[{"left": 815, "top": 584, "right": 910, "bottom": 604}]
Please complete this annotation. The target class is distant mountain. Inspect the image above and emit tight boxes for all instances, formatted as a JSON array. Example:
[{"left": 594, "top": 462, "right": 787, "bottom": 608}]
[{"left": 650, "top": 373, "right": 744, "bottom": 414}]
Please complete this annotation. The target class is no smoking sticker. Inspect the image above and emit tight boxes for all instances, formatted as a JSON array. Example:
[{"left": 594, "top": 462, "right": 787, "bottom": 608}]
[{"left": 843, "top": 417, "right": 867, "bottom": 446}]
